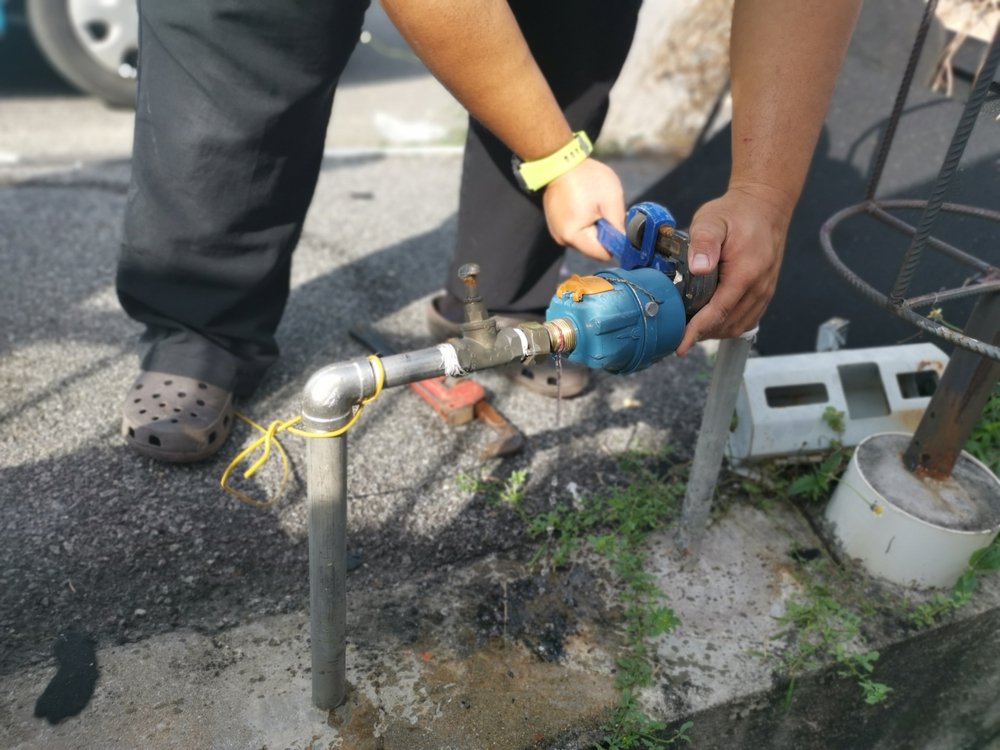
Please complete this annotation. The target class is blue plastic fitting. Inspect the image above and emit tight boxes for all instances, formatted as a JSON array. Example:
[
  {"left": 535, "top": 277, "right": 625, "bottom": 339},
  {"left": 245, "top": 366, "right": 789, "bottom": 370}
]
[{"left": 545, "top": 267, "right": 686, "bottom": 374}]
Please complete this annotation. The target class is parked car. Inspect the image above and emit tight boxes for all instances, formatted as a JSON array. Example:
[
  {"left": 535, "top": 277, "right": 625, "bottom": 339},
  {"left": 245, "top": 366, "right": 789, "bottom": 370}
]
[{"left": 6, "top": 0, "right": 137, "bottom": 106}]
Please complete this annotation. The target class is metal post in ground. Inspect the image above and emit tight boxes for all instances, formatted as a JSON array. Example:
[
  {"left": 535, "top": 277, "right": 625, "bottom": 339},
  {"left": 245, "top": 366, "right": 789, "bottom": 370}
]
[
  {"left": 903, "top": 292, "right": 1000, "bottom": 478},
  {"left": 307, "top": 434, "right": 348, "bottom": 710},
  {"left": 675, "top": 329, "right": 757, "bottom": 559}
]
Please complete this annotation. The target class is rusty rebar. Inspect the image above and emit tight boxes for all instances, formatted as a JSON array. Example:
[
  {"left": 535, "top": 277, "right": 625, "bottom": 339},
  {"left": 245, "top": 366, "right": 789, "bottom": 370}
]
[
  {"left": 864, "top": 0, "right": 940, "bottom": 200},
  {"left": 889, "top": 25, "right": 1000, "bottom": 302}
]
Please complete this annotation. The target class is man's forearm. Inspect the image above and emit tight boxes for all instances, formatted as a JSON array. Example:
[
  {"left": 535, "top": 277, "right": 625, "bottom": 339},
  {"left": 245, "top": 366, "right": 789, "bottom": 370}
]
[
  {"left": 729, "top": 0, "right": 862, "bottom": 212},
  {"left": 381, "top": 0, "right": 574, "bottom": 160}
]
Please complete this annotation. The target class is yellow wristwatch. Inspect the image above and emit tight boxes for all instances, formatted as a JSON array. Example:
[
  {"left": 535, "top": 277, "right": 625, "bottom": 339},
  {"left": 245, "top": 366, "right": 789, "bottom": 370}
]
[{"left": 512, "top": 131, "right": 594, "bottom": 192}]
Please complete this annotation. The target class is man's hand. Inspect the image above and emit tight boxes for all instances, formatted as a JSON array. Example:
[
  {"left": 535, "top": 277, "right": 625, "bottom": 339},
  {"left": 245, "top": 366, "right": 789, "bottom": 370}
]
[
  {"left": 542, "top": 159, "right": 625, "bottom": 261},
  {"left": 672, "top": 0, "right": 860, "bottom": 356},
  {"left": 675, "top": 183, "right": 792, "bottom": 357}
]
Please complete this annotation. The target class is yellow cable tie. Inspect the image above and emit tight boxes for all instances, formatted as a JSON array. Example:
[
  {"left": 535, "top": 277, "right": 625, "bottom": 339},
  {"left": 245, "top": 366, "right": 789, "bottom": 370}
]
[{"left": 220, "top": 355, "right": 385, "bottom": 508}]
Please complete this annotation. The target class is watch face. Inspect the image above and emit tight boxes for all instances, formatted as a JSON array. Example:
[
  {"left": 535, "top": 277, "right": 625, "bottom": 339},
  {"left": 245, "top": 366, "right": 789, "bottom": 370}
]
[{"left": 511, "top": 154, "right": 531, "bottom": 191}]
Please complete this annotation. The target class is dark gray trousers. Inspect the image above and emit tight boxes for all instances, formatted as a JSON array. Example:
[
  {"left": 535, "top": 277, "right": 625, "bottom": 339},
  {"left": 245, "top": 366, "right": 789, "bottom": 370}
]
[{"left": 117, "top": 0, "right": 640, "bottom": 396}]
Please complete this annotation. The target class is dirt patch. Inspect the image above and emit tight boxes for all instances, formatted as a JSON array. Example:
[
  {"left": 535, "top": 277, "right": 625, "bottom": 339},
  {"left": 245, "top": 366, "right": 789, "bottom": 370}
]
[
  {"left": 338, "top": 642, "right": 617, "bottom": 750},
  {"left": 468, "top": 566, "right": 621, "bottom": 662},
  {"left": 330, "top": 688, "right": 385, "bottom": 750}
]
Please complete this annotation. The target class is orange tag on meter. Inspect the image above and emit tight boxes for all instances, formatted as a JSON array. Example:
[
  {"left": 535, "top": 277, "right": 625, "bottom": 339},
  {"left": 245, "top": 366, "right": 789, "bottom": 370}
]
[{"left": 556, "top": 274, "right": 615, "bottom": 302}]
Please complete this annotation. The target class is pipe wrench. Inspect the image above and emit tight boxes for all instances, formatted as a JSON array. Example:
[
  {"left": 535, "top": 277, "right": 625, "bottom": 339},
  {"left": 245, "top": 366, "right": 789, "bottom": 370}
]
[{"left": 596, "top": 202, "right": 718, "bottom": 318}]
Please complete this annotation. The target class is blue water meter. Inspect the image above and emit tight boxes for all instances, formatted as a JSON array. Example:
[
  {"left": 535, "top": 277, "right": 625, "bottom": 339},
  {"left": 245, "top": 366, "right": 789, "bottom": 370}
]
[
  {"left": 546, "top": 268, "right": 686, "bottom": 374},
  {"left": 545, "top": 202, "right": 716, "bottom": 373}
]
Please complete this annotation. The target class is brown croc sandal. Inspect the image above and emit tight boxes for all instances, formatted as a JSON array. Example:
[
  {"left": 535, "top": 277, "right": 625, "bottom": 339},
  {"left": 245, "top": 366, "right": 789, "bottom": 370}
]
[
  {"left": 426, "top": 292, "right": 590, "bottom": 399},
  {"left": 425, "top": 292, "right": 548, "bottom": 340},
  {"left": 122, "top": 371, "right": 235, "bottom": 463},
  {"left": 504, "top": 358, "right": 589, "bottom": 399}
]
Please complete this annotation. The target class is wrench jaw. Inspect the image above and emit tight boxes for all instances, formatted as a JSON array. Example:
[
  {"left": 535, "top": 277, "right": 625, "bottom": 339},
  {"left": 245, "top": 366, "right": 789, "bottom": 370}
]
[
  {"left": 657, "top": 226, "right": 718, "bottom": 320},
  {"left": 627, "top": 209, "right": 718, "bottom": 320}
]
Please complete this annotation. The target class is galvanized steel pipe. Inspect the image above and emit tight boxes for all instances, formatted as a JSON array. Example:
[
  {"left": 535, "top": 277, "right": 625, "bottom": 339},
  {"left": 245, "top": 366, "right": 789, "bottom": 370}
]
[
  {"left": 306, "top": 434, "right": 348, "bottom": 710},
  {"left": 301, "top": 330, "right": 554, "bottom": 709}
]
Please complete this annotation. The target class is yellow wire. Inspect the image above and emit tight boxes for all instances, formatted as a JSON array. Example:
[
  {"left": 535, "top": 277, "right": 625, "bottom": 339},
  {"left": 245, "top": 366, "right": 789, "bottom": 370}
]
[{"left": 220, "top": 355, "right": 385, "bottom": 508}]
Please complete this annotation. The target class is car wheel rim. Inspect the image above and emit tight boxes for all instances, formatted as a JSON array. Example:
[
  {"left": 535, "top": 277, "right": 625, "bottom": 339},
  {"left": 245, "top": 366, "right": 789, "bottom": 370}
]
[{"left": 67, "top": 0, "right": 139, "bottom": 80}]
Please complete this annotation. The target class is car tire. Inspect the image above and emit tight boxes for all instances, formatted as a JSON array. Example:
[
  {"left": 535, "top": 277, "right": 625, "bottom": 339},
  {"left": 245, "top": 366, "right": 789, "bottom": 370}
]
[{"left": 26, "top": 0, "right": 137, "bottom": 108}]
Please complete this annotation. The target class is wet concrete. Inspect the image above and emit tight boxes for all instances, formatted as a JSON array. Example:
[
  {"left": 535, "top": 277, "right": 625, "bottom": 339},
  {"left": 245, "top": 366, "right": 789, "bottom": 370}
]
[
  {"left": 5, "top": 488, "right": 998, "bottom": 749},
  {"left": 1, "top": 554, "right": 624, "bottom": 750},
  {"left": 858, "top": 433, "right": 1000, "bottom": 531}
]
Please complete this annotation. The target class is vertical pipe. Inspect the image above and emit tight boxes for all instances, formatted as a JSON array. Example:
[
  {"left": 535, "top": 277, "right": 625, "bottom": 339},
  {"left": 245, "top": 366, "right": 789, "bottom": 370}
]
[
  {"left": 307, "top": 434, "right": 348, "bottom": 709},
  {"left": 675, "top": 330, "right": 757, "bottom": 559}
]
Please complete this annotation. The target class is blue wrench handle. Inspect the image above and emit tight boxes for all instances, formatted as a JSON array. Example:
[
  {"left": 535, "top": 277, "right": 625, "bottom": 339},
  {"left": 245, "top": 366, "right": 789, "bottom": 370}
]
[
  {"left": 596, "top": 217, "right": 673, "bottom": 274},
  {"left": 596, "top": 219, "right": 630, "bottom": 264}
]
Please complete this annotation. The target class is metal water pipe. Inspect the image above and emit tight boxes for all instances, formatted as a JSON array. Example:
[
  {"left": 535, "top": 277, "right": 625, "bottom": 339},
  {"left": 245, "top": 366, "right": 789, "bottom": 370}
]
[
  {"left": 300, "top": 204, "right": 713, "bottom": 709},
  {"left": 300, "top": 264, "right": 560, "bottom": 709}
]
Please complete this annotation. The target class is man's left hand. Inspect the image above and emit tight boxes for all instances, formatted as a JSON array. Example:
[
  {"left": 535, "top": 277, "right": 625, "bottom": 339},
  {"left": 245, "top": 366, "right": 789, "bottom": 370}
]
[{"left": 675, "top": 183, "right": 793, "bottom": 356}]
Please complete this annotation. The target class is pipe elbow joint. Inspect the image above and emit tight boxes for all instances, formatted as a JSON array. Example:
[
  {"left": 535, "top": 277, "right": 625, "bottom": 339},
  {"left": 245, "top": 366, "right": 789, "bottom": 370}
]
[{"left": 301, "top": 358, "right": 376, "bottom": 431}]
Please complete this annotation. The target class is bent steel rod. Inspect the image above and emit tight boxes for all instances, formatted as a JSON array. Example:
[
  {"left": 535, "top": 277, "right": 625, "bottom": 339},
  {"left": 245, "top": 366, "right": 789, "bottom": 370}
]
[
  {"left": 902, "top": 292, "right": 1000, "bottom": 478},
  {"left": 890, "top": 23, "right": 1000, "bottom": 301}
]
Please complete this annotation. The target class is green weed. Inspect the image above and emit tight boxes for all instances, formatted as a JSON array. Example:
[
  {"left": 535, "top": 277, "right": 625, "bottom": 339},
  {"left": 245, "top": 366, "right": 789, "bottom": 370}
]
[
  {"left": 784, "top": 407, "right": 850, "bottom": 502},
  {"left": 770, "top": 570, "right": 891, "bottom": 708},
  {"left": 821, "top": 405, "right": 846, "bottom": 435},
  {"left": 458, "top": 450, "right": 691, "bottom": 748},
  {"left": 601, "top": 704, "right": 693, "bottom": 749},
  {"left": 964, "top": 383, "right": 999, "bottom": 474},
  {"left": 456, "top": 468, "right": 528, "bottom": 517},
  {"left": 729, "top": 407, "right": 850, "bottom": 506},
  {"left": 909, "top": 533, "right": 1000, "bottom": 628}
]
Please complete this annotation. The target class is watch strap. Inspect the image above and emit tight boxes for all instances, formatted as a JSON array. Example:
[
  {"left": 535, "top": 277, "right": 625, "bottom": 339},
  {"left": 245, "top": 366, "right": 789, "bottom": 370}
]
[{"left": 512, "top": 131, "right": 593, "bottom": 192}]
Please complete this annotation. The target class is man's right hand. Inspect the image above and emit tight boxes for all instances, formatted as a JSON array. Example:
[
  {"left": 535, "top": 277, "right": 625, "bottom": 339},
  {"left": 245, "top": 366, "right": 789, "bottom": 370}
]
[
  {"left": 542, "top": 158, "right": 625, "bottom": 262},
  {"left": 675, "top": 183, "right": 792, "bottom": 357}
]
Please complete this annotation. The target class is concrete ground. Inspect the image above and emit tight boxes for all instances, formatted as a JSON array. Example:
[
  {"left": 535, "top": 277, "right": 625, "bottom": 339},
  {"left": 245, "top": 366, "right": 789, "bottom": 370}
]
[{"left": 3, "top": 7, "right": 1000, "bottom": 750}]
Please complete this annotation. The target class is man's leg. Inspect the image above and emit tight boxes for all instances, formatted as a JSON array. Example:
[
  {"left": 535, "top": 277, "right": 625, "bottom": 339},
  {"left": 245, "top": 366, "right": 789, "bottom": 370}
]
[
  {"left": 443, "top": 0, "right": 642, "bottom": 315},
  {"left": 118, "top": 0, "right": 367, "bottom": 460},
  {"left": 119, "top": 0, "right": 368, "bottom": 397}
]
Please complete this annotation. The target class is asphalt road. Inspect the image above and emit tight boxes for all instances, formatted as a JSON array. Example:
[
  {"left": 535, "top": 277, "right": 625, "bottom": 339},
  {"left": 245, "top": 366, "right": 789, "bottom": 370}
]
[{"left": 0, "top": 26, "right": 692, "bottom": 681}]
